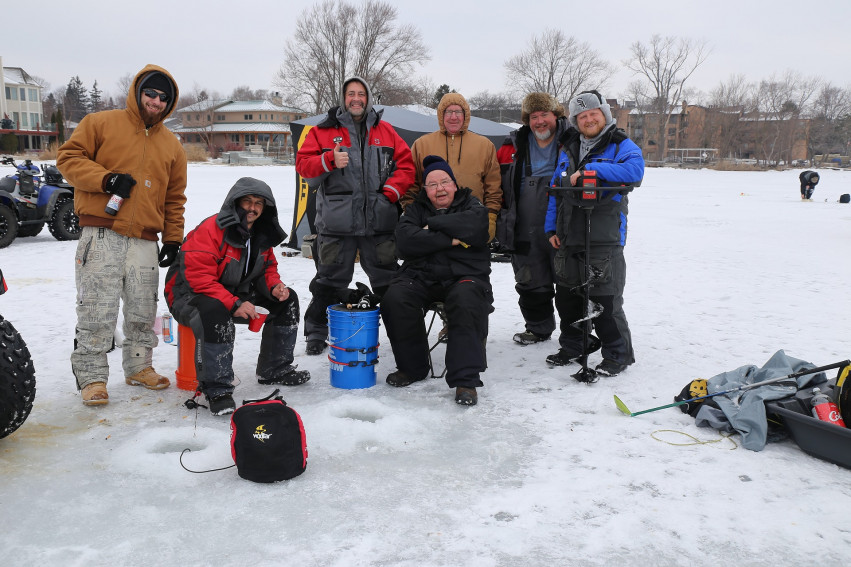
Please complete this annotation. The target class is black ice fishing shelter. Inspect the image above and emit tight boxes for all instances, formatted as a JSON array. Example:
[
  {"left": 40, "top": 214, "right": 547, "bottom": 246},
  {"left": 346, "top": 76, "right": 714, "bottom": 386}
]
[{"left": 285, "top": 105, "right": 513, "bottom": 249}]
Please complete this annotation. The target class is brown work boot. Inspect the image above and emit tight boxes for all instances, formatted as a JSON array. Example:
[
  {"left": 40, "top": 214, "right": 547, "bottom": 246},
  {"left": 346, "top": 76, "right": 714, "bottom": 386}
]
[
  {"left": 82, "top": 382, "right": 109, "bottom": 406},
  {"left": 125, "top": 367, "right": 170, "bottom": 390}
]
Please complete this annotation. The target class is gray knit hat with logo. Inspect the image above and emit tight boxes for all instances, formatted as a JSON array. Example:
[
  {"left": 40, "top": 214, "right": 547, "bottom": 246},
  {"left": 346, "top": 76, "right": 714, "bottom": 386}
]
[{"left": 568, "top": 90, "right": 613, "bottom": 128}]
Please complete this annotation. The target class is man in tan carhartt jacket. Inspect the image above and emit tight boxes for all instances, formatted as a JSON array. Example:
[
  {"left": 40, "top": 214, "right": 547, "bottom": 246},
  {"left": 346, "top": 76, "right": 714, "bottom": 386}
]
[
  {"left": 58, "top": 63, "right": 187, "bottom": 406},
  {"left": 404, "top": 92, "right": 502, "bottom": 241}
]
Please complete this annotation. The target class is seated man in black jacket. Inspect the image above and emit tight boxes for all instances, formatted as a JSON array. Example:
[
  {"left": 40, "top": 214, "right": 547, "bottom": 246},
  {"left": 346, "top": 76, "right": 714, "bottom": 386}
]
[{"left": 381, "top": 156, "right": 493, "bottom": 406}]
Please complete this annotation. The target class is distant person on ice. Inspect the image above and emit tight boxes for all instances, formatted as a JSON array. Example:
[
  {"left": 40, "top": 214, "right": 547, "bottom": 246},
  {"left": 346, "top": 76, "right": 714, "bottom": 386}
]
[
  {"left": 164, "top": 178, "right": 309, "bottom": 416},
  {"left": 58, "top": 64, "right": 187, "bottom": 406},
  {"left": 545, "top": 90, "right": 645, "bottom": 377},
  {"left": 799, "top": 170, "right": 819, "bottom": 200}
]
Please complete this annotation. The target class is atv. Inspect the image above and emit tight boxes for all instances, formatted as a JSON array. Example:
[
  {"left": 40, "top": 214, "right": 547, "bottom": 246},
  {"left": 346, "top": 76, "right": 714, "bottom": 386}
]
[
  {"left": 0, "top": 156, "right": 81, "bottom": 248},
  {"left": 0, "top": 269, "right": 36, "bottom": 439}
]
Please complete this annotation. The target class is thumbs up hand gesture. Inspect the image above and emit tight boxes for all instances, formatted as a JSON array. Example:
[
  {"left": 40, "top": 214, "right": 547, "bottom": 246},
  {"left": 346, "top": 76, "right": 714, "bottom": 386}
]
[{"left": 333, "top": 143, "right": 349, "bottom": 169}]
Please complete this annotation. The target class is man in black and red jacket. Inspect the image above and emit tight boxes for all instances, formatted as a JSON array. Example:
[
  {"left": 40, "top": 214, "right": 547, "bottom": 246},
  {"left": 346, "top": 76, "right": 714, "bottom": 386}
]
[
  {"left": 296, "top": 76, "right": 415, "bottom": 356},
  {"left": 165, "top": 177, "right": 309, "bottom": 415}
]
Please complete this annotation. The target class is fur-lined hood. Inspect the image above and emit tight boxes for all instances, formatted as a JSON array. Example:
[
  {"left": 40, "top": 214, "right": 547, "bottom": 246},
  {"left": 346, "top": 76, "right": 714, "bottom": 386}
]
[{"left": 437, "top": 92, "right": 470, "bottom": 134}]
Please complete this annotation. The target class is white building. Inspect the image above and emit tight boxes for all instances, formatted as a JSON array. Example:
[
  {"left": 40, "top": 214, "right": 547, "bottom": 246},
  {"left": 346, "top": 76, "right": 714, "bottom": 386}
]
[{"left": 1, "top": 55, "right": 55, "bottom": 152}]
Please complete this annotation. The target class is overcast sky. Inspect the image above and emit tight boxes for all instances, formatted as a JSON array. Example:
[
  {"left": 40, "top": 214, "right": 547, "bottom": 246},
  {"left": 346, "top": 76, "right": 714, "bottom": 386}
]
[{"left": 5, "top": 0, "right": 849, "bottom": 107}]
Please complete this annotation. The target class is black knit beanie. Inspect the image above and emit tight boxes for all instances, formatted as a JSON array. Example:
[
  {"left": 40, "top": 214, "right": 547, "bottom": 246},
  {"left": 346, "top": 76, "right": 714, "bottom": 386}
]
[
  {"left": 422, "top": 155, "right": 457, "bottom": 185},
  {"left": 140, "top": 72, "right": 174, "bottom": 100}
]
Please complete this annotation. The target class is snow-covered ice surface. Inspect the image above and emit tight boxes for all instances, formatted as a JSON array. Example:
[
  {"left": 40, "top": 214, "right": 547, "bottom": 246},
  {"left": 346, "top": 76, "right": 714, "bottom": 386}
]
[{"left": 2, "top": 164, "right": 850, "bottom": 566}]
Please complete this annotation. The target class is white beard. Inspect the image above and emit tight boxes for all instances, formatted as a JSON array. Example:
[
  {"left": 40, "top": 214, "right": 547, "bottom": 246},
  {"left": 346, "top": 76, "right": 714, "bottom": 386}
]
[{"left": 533, "top": 128, "right": 554, "bottom": 142}]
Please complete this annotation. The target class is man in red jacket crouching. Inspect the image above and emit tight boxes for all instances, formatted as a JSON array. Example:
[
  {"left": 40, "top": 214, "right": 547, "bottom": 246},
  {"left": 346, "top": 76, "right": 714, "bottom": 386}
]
[{"left": 165, "top": 177, "right": 309, "bottom": 415}]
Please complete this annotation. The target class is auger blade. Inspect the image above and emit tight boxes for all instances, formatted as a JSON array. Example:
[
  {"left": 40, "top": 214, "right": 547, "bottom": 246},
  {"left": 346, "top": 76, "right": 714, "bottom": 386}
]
[{"left": 614, "top": 395, "right": 633, "bottom": 416}]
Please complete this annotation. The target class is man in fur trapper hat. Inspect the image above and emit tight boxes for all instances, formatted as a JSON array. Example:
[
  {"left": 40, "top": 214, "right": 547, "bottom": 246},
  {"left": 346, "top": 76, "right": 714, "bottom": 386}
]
[
  {"left": 543, "top": 90, "right": 644, "bottom": 377},
  {"left": 520, "top": 92, "right": 565, "bottom": 126},
  {"left": 496, "top": 92, "right": 567, "bottom": 348}
]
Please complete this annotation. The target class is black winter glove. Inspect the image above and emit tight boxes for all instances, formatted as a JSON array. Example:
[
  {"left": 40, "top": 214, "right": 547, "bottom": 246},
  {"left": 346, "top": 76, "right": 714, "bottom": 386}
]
[
  {"left": 158, "top": 243, "right": 180, "bottom": 267},
  {"left": 104, "top": 173, "right": 137, "bottom": 199},
  {"left": 338, "top": 282, "right": 380, "bottom": 308}
]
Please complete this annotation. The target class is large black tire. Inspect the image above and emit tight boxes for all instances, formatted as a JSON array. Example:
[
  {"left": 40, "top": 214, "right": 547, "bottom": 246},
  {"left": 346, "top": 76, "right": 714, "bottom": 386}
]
[
  {"left": 0, "top": 314, "right": 36, "bottom": 439},
  {"left": 17, "top": 222, "right": 44, "bottom": 237},
  {"left": 48, "top": 196, "right": 81, "bottom": 241},
  {"left": 0, "top": 203, "right": 18, "bottom": 248}
]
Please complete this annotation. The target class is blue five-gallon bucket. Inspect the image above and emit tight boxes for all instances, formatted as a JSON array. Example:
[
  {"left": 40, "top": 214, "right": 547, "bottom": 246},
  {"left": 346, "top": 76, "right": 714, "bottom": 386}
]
[{"left": 327, "top": 304, "right": 380, "bottom": 389}]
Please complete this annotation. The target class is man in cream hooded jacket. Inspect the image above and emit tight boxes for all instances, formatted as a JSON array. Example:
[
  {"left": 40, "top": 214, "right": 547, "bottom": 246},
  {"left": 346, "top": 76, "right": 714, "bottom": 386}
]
[{"left": 403, "top": 93, "right": 502, "bottom": 241}]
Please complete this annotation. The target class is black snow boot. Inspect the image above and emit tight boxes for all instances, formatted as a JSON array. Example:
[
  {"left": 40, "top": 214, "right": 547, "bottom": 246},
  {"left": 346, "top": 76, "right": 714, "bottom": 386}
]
[
  {"left": 256, "top": 324, "right": 311, "bottom": 386},
  {"left": 545, "top": 335, "right": 601, "bottom": 366},
  {"left": 208, "top": 393, "right": 236, "bottom": 416},
  {"left": 595, "top": 358, "right": 630, "bottom": 377}
]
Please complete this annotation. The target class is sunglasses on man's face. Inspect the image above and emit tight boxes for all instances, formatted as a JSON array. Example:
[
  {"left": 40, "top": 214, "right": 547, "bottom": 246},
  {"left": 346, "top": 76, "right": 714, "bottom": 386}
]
[{"left": 142, "top": 88, "right": 169, "bottom": 102}]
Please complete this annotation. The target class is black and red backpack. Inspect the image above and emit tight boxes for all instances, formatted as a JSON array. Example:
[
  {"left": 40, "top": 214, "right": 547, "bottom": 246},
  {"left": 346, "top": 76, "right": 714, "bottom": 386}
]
[{"left": 230, "top": 390, "right": 307, "bottom": 483}]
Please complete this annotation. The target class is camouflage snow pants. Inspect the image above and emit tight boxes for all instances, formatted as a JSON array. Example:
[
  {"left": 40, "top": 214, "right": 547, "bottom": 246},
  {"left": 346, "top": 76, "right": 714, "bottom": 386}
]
[{"left": 71, "top": 227, "right": 160, "bottom": 389}]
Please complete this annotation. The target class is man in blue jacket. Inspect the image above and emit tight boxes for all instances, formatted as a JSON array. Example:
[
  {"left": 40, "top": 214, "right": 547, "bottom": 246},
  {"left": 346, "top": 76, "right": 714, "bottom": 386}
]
[{"left": 545, "top": 91, "right": 644, "bottom": 376}]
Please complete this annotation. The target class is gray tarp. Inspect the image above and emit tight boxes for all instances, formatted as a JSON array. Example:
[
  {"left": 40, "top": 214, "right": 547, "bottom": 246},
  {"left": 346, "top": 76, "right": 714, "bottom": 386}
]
[{"left": 694, "top": 350, "right": 827, "bottom": 451}]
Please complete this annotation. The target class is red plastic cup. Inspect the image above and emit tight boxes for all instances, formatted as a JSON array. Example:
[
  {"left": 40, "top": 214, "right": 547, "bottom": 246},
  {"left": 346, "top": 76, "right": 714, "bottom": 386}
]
[{"left": 248, "top": 307, "right": 269, "bottom": 332}]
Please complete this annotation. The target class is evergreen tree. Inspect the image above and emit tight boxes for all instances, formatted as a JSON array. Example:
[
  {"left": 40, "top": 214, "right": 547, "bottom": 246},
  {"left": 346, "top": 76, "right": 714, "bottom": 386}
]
[
  {"left": 56, "top": 108, "right": 66, "bottom": 145},
  {"left": 43, "top": 93, "right": 58, "bottom": 121},
  {"left": 431, "top": 84, "right": 453, "bottom": 108},
  {"left": 1, "top": 133, "right": 19, "bottom": 153},
  {"left": 64, "top": 76, "right": 90, "bottom": 122},
  {"left": 89, "top": 81, "right": 102, "bottom": 113}
]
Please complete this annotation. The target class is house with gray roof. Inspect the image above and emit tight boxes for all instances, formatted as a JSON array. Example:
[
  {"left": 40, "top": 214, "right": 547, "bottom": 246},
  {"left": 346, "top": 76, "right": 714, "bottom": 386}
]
[{"left": 170, "top": 99, "right": 307, "bottom": 158}]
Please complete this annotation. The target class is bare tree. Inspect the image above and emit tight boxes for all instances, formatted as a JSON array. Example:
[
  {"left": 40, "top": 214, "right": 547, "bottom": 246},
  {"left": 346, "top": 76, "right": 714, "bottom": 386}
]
[
  {"left": 752, "top": 71, "right": 820, "bottom": 165},
  {"left": 504, "top": 29, "right": 612, "bottom": 103},
  {"left": 378, "top": 76, "right": 436, "bottom": 108},
  {"left": 706, "top": 74, "right": 754, "bottom": 159},
  {"left": 809, "top": 82, "right": 851, "bottom": 121},
  {"left": 807, "top": 83, "right": 851, "bottom": 163},
  {"left": 112, "top": 73, "right": 135, "bottom": 109},
  {"left": 275, "top": 0, "right": 430, "bottom": 114},
  {"left": 619, "top": 80, "right": 654, "bottom": 148},
  {"left": 30, "top": 76, "right": 51, "bottom": 91},
  {"left": 467, "top": 90, "right": 513, "bottom": 109},
  {"left": 467, "top": 90, "right": 518, "bottom": 123},
  {"left": 230, "top": 85, "right": 270, "bottom": 101},
  {"left": 372, "top": 76, "right": 430, "bottom": 106},
  {"left": 177, "top": 83, "right": 218, "bottom": 110},
  {"left": 624, "top": 35, "right": 710, "bottom": 160},
  {"left": 709, "top": 74, "right": 753, "bottom": 109}
]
